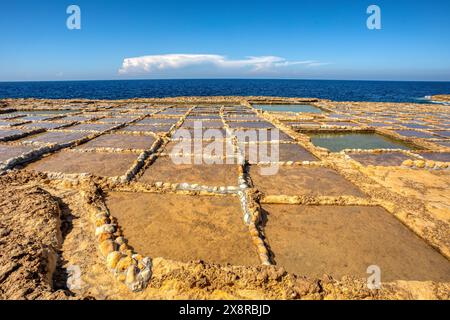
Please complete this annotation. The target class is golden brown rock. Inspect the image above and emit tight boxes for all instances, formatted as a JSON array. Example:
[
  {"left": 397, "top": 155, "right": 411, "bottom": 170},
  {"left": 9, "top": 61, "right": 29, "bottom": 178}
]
[
  {"left": 402, "top": 159, "right": 414, "bottom": 167},
  {"left": 426, "top": 161, "right": 436, "bottom": 168},
  {"left": 125, "top": 265, "right": 138, "bottom": 285},
  {"left": 416, "top": 160, "right": 426, "bottom": 168},
  {"left": 106, "top": 251, "right": 123, "bottom": 269},
  {"left": 115, "top": 256, "right": 134, "bottom": 273},
  {"left": 97, "top": 232, "right": 113, "bottom": 243},
  {"left": 99, "top": 239, "right": 116, "bottom": 257},
  {"left": 119, "top": 243, "right": 131, "bottom": 252},
  {"left": 95, "top": 217, "right": 110, "bottom": 227}
]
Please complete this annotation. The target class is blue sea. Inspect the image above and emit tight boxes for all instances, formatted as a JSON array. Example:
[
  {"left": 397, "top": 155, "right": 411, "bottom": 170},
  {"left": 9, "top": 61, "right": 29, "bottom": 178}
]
[{"left": 0, "top": 79, "right": 449, "bottom": 103}]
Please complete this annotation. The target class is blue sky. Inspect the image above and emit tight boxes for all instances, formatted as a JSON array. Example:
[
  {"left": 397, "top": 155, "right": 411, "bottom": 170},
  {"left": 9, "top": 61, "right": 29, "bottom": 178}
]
[{"left": 1, "top": 0, "right": 449, "bottom": 81}]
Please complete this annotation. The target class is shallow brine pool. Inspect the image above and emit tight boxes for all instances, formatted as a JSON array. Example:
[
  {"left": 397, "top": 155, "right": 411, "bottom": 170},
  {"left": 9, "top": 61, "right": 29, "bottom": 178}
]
[
  {"left": 254, "top": 104, "right": 323, "bottom": 113},
  {"left": 307, "top": 132, "right": 415, "bottom": 152}
]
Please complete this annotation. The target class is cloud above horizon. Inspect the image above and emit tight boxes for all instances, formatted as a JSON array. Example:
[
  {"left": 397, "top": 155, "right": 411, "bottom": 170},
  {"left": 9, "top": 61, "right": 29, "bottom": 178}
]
[{"left": 118, "top": 54, "right": 327, "bottom": 76}]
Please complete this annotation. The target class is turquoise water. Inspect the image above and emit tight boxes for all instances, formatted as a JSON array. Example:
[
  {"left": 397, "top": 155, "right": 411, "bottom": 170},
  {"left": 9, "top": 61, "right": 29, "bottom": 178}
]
[
  {"left": 254, "top": 104, "right": 323, "bottom": 113},
  {"left": 307, "top": 133, "right": 414, "bottom": 152}
]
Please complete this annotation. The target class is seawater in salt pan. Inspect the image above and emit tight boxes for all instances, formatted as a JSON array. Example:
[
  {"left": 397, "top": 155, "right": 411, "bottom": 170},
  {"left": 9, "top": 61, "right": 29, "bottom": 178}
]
[
  {"left": 254, "top": 104, "right": 324, "bottom": 114},
  {"left": 307, "top": 132, "right": 415, "bottom": 152}
]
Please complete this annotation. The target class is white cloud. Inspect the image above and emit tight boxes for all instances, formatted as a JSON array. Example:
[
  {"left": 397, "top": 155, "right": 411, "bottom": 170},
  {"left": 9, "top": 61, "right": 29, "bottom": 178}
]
[{"left": 118, "top": 54, "right": 326, "bottom": 76}]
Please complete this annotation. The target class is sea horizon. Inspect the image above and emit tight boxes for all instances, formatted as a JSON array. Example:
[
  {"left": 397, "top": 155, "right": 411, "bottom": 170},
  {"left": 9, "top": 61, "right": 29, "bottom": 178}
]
[
  {"left": 1, "top": 78, "right": 450, "bottom": 103},
  {"left": 2, "top": 78, "right": 450, "bottom": 83}
]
